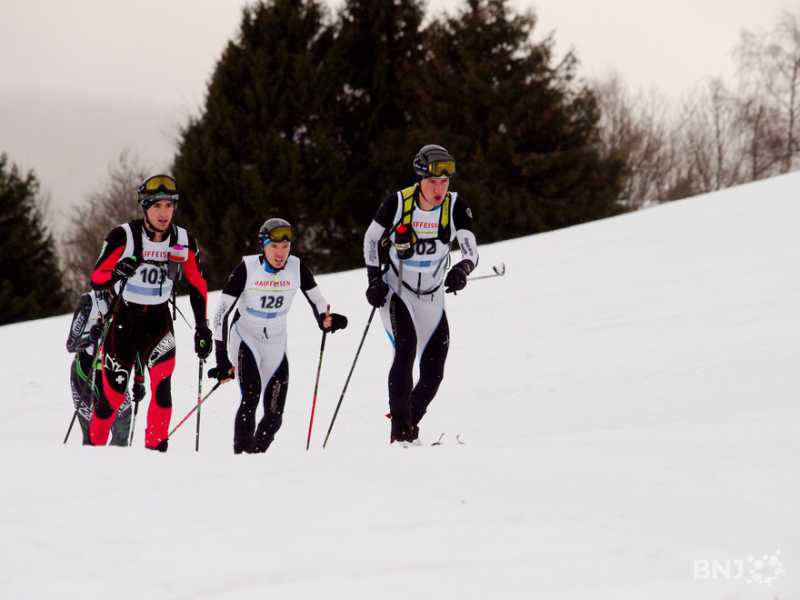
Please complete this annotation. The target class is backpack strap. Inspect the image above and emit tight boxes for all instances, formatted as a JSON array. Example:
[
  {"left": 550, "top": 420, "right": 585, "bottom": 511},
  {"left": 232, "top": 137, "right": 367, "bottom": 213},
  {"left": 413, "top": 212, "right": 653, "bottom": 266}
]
[
  {"left": 399, "top": 184, "right": 452, "bottom": 244},
  {"left": 438, "top": 193, "right": 452, "bottom": 243},
  {"left": 399, "top": 185, "right": 418, "bottom": 244},
  {"left": 381, "top": 184, "right": 453, "bottom": 249},
  {"left": 127, "top": 219, "right": 144, "bottom": 261},
  {"left": 168, "top": 224, "right": 181, "bottom": 321}
]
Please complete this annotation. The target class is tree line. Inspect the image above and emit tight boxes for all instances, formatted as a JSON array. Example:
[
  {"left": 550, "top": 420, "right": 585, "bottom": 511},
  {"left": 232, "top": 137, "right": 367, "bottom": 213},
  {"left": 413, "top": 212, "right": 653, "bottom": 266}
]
[
  {"left": 2, "top": 0, "right": 799, "bottom": 324},
  {"left": 594, "top": 9, "right": 800, "bottom": 208}
]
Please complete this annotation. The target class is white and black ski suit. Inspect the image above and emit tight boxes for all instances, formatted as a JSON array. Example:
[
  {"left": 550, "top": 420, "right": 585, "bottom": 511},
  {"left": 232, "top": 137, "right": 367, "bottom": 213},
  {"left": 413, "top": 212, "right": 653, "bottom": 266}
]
[
  {"left": 363, "top": 183, "right": 479, "bottom": 440},
  {"left": 212, "top": 254, "right": 331, "bottom": 453}
]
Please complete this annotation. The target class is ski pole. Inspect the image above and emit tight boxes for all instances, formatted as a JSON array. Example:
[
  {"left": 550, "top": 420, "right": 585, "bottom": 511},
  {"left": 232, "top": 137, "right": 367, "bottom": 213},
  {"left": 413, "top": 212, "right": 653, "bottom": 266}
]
[
  {"left": 306, "top": 306, "right": 330, "bottom": 450},
  {"left": 322, "top": 306, "right": 377, "bottom": 448},
  {"left": 468, "top": 262, "right": 507, "bottom": 282},
  {"left": 63, "top": 411, "right": 79, "bottom": 445},
  {"left": 195, "top": 359, "right": 204, "bottom": 452},
  {"left": 128, "top": 397, "right": 141, "bottom": 446},
  {"left": 167, "top": 380, "right": 223, "bottom": 441},
  {"left": 128, "top": 356, "right": 145, "bottom": 446}
]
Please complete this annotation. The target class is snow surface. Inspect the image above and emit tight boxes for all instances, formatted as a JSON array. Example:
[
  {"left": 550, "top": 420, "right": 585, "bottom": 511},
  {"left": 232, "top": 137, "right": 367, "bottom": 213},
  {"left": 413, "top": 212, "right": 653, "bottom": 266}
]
[{"left": 2, "top": 174, "right": 799, "bottom": 599}]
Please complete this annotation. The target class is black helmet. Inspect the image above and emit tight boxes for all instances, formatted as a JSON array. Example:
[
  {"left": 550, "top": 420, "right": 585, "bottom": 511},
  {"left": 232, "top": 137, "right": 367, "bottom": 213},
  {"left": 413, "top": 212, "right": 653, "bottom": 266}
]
[
  {"left": 258, "top": 218, "right": 295, "bottom": 247},
  {"left": 138, "top": 174, "right": 178, "bottom": 210},
  {"left": 412, "top": 144, "right": 456, "bottom": 179}
]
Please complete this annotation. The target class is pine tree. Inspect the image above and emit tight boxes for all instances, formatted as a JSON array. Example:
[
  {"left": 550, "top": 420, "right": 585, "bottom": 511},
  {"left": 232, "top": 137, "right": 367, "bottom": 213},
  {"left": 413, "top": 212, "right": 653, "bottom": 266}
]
[
  {"left": 330, "top": 0, "right": 428, "bottom": 231},
  {"left": 0, "top": 154, "right": 67, "bottom": 324},
  {"left": 414, "top": 0, "right": 626, "bottom": 241},
  {"left": 173, "top": 0, "right": 345, "bottom": 287}
]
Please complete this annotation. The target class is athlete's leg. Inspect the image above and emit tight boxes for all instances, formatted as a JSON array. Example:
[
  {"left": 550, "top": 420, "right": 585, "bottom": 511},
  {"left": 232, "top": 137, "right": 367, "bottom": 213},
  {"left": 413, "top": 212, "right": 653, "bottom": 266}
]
[
  {"left": 71, "top": 353, "right": 94, "bottom": 445},
  {"left": 385, "top": 293, "right": 417, "bottom": 441},
  {"left": 250, "top": 356, "right": 289, "bottom": 453},
  {"left": 411, "top": 311, "right": 449, "bottom": 427},
  {"left": 109, "top": 392, "right": 132, "bottom": 447},
  {"left": 89, "top": 306, "right": 135, "bottom": 446},
  {"left": 234, "top": 341, "right": 262, "bottom": 453},
  {"left": 142, "top": 309, "right": 176, "bottom": 451}
]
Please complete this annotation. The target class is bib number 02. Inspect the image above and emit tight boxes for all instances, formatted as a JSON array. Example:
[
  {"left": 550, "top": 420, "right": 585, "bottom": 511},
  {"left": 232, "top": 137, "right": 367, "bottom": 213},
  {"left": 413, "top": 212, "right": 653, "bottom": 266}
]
[{"left": 415, "top": 240, "right": 437, "bottom": 255}]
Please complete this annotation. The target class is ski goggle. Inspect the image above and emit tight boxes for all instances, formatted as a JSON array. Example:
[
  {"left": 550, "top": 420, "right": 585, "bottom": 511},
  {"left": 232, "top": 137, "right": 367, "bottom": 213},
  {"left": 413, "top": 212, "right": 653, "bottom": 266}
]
[
  {"left": 425, "top": 160, "right": 456, "bottom": 178},
  {"left": 259, "top": 225, "right": 295, "bottom": 245},
  {"left": 141, "top": 175, "right": 177, "bottom": 194}
]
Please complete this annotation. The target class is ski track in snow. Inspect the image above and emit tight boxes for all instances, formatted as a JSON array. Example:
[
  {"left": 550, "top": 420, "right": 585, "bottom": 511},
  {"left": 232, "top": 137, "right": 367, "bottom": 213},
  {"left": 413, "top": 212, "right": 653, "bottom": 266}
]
[{"left": 2, "top": 173, "right": 799, "bottom": 599}]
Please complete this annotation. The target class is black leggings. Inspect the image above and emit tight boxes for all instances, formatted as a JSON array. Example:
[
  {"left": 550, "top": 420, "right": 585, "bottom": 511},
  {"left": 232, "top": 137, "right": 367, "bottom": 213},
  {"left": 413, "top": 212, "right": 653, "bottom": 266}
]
[
  {"left": 234, "top": 343, "right": 289, "bottom": 453},
  {"left": 388, "top": 294, "right": 449, "bottom": 434}
]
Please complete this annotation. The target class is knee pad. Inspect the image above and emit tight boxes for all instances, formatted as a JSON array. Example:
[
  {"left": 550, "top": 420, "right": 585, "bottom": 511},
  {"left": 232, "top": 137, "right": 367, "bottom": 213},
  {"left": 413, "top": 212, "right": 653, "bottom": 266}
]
[
  {"left": 94, "top": 397, "right": 114, "bottom": 420},
  {"left": 154, "top": 376, "right": 172, "bottom": 409}
]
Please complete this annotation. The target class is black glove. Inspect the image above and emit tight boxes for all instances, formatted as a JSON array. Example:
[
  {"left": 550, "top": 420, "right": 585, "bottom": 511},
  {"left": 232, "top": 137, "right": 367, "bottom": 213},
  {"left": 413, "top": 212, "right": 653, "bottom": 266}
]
[
  {"left": 444, "top": 260, "right": 472, "bottom": 294},
  {"left": 194, "top": 322, "right": 213, "bottom": 359},
  {"left": 208, "top": 349, "right": 234, "bottom": 381},
  {"left": 113, "top": 256, "right": 139, "bottom": 280},
  {"left": 88, "top": 323, "right": 103, "bottom": 343},
  {"left": 366, "top": 277, "right": 390, "bottom": 307},
  {"left": 318, "top": 313, "right": 348, "bottom": 333}
]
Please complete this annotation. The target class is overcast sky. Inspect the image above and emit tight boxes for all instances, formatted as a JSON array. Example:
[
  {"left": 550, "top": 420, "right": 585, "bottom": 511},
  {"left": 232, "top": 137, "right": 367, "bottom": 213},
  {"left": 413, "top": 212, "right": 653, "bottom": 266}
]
[{"left": 0, "top": 0, "right": 792, "bottom": 234}]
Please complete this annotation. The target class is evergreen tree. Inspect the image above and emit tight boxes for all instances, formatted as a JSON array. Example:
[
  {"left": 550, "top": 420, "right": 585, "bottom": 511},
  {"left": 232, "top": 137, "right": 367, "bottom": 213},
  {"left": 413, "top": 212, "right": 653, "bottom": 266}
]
[
  {"left": 173, "top": 0, "right": 345, "bottom": 288},
  {"left": 173, "top": 0, "right": 625, "bottom": 286},
  {"left": 0, "top": 154, "right": 67, "bottom": 324},
  {"left": 330, "top": 0, "right": 427, "bottom": 230},
  {"left": 414, "top": 0, "right": 626, "bottom": 241}
]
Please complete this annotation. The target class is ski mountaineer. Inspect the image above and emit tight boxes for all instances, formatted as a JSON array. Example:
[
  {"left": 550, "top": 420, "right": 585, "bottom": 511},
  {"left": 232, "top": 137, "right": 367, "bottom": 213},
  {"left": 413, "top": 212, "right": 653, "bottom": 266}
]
[
  {"left": 207, "top": 218, "right": 348, "bottom": 454},
  {"left": 66, "top": 290, "right": 141, "bottom": 446},
  {"left": 363, "top": 144, "right": 479, "bottom": 444},
  {"left": 87, "top": 174, "right": 211, "bottom": 451}
]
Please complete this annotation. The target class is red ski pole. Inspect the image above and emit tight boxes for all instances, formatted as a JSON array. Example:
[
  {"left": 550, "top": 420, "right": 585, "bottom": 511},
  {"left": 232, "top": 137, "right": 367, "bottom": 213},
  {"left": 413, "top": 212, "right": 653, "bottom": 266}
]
[
  {"left": 167, "top": 380, "right": 223, "bottom": 441},
  {"left": 306, "top": 305, "right": 330, "bottom": 450}
]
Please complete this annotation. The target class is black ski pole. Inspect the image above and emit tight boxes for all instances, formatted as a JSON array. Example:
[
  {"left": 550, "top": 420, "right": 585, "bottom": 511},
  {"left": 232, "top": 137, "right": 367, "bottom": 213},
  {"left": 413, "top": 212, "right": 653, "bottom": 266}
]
[
  {"left": 128, "top": 356, "right": 145, "bottom": 447},
  {"left": 128, "top": 397, "right": 141, "bottom": 446},
  {"left": 468, "top": 262, "right": 507, "bottom": 282},
  {"left": 194, "top": 359, "right": 204, "bottom": 452},
  {"left": 63, "top": 411, "right": 79, "bottom": 445},
  {"left": 322, "top": 306, "right": 377, "bottom": 449}
]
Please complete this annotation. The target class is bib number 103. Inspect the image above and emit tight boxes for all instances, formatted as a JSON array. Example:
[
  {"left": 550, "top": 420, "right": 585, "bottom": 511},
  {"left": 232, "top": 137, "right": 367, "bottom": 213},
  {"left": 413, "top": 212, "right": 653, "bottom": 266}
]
[
  {"left": 259, "top": 295, "right": 284, "bottom": 309},
  {"left": 140, "top": 266, "right": 166, "bottom": 285}
]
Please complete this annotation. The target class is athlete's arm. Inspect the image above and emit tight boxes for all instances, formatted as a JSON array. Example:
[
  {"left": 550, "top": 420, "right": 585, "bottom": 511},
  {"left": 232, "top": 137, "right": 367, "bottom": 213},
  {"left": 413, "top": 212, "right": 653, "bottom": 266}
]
[
  {"left": 364, "top": 194, "right": 396, "bottom": 280},
  {"left": 453, "top": 196, "right": 479, "bottom": 271},
  {"left": 212, "top": 261, "right": 246, "bottom": 346},
  {"left": 65, "top": 294, "right": 93, "bottom": 353},
  {"left": 183, "top": 235, "right": 209, "bottom": 326},
  {"left": 299, "top": 260, "right": 329, "bottom": 321},
  {"left": 90, "top": 227, "right": 127, "bottom": 290}
]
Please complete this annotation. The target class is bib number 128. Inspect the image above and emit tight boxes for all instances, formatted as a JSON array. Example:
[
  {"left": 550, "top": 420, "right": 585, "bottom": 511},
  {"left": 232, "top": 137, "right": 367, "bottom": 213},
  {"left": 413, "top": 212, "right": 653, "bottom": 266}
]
[{"left": 259, "top": 295, "right": 284, "bottom": 309}]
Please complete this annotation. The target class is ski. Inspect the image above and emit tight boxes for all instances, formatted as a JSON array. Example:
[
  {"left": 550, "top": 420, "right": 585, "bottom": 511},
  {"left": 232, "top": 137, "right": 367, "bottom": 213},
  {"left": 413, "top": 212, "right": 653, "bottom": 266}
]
[{"left": 430, "top": 433, "right": 464, "bottom": 446}]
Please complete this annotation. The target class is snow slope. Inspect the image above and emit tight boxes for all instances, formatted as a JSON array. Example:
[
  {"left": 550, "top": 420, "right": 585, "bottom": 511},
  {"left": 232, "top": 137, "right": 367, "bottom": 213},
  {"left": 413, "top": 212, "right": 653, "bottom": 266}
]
[{"left": 2, "top": 174, "right": 799, "bottom": 600}]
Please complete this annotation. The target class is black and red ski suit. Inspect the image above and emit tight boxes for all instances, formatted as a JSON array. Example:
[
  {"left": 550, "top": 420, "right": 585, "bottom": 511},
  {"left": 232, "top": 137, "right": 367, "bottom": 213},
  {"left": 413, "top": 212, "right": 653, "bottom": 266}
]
[{"left": 89, "top": 220, "right": 208, "bottom": 449}]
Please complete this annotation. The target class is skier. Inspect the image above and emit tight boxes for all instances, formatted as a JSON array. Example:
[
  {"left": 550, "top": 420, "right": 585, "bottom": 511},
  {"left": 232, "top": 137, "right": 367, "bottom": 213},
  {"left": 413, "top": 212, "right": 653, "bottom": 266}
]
[
  {"left": 88, "top": 174, "right": 211, "bottom": 451},
  {"left": 66, "top": 290, "right": 141, "bottom": 446},
  {"left": 207, "top": 218, "right": 348, "bottom": 454},
  {"left": 363, "top": 144, "right": 479, "bottom": 444}
]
